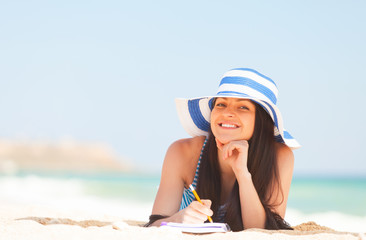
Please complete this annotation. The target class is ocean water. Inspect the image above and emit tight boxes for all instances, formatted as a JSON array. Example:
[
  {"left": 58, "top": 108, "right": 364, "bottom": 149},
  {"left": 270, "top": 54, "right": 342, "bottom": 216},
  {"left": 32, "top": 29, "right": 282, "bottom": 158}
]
[
  {"left": 288, "top": 177, "right": 366, "bottom": 216},
  {"left": 0, "top": 172, "right": 365, "bottom": 232}
]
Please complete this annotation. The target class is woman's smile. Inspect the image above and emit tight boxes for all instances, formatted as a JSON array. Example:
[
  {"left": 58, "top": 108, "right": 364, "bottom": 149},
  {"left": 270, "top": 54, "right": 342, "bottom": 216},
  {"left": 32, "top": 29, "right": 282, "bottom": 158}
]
[{"left": 218, "top": 122, "right": 240, "bottom": 129}]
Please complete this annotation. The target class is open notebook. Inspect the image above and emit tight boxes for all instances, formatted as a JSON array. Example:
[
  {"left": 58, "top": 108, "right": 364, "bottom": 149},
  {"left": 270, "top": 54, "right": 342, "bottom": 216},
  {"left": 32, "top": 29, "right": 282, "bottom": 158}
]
[{"left": 160, "top": 222, "right": 231, "bottom": 233}]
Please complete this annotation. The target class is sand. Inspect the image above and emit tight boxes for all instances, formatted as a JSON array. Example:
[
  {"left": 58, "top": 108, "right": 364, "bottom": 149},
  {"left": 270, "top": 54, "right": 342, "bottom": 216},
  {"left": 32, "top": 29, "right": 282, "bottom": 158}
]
[{"left": 0, "top": 203, "right": 364, "bottom": 240}]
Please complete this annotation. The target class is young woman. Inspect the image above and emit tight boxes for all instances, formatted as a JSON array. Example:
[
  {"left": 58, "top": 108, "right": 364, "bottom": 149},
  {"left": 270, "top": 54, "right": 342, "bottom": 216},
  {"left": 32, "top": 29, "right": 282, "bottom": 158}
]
[{"left": 147, "top": 68, "right": 300, "bottom": 231}]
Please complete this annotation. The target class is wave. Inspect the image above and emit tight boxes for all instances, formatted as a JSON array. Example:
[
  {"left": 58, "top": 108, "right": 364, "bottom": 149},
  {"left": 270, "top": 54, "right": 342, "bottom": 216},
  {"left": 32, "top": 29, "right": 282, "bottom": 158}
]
[
  {"left": 1, "top": 174, "right": 365, "bottom": 232},
  {"left": 0, "top": 174, "right": 153, "bottom": 221}
]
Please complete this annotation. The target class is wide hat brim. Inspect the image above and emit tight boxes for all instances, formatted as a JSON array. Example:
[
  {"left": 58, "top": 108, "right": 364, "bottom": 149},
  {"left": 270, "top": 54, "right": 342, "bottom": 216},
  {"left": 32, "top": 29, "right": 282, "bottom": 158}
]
[{"left": 175, "top": 95, "right": 301, "bottom": 149}]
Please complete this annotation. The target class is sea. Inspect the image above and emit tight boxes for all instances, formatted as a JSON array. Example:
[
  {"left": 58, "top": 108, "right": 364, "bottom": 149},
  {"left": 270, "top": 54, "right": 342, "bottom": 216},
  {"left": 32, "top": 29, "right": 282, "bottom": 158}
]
[{"left": 0, "top": 171, "right": 365, "bottom": 233}]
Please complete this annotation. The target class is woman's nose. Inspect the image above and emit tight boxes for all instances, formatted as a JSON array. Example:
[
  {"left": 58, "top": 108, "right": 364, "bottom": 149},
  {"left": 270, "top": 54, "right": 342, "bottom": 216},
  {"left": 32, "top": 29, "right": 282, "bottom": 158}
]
[{"left": 223, "top": 106, "right": 235, "bottom": 117}]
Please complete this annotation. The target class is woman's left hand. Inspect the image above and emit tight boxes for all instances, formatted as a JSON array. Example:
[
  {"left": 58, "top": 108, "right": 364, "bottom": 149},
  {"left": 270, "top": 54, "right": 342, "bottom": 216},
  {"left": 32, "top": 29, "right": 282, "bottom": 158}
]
[{"left": 216, "top": 139, "right": 250, "bottom": 176}]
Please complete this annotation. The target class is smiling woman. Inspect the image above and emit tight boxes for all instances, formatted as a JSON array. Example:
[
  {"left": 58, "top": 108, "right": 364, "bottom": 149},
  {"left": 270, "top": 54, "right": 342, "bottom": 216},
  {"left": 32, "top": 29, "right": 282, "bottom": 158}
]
[{"left": 146, "top": 68, "right": 301, "bottom": 231}]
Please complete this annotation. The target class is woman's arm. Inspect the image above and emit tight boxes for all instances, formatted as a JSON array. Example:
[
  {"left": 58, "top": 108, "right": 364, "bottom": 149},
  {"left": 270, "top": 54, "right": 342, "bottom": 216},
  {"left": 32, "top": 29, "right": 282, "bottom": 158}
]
[
  {"left": 218, "top": 140, "right": 294, "bottom": 229},
  {"left": 150, "top": 140, "right": 186, "bottom": 226},
  {"left": 236, "top": 166, "right": 267, "bottom": 229},
  {"left": 268, "top": 144, "right": 294, "bottom": 218},
  {"left": 149, "top": 137, "right": 213, "bottom": 226},
  {"left": 217, "top": 139, "right": 266, "bottom": 228},
  {"left": 237, "top": 143, "right": 294, "bottom": 228}
]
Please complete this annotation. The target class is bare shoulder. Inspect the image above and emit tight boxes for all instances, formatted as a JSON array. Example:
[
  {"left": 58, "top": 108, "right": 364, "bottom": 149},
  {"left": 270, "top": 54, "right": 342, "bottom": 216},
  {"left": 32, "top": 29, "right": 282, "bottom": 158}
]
[
  {"left": 164, "top": 136, "right": 206, "bottom": 184},
  {"left": 275, "top": 143, "right": 294, "bottom": 173},
  {"left": 169, "top": 136, "right": 205, "bottom": 154}
]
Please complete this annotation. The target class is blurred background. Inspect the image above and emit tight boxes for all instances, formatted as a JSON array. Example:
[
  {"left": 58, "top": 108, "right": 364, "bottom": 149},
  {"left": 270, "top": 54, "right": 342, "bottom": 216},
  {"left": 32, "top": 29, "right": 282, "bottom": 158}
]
[{"left": 0, "top": 0, "right": 365, "bottom": 232}]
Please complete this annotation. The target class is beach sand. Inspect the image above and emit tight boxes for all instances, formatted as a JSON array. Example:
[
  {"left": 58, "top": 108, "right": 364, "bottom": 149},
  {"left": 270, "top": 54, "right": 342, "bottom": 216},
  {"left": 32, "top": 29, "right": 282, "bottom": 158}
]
[{"left": 1, "top": 203, "right": 364, "bottom": 240}]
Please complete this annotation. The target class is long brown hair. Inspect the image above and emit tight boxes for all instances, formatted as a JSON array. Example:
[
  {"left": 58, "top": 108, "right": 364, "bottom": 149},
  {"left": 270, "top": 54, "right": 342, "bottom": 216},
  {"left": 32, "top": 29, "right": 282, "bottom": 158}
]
[{"left": 196, "top": 100, "right": 292, "bottom": 231}]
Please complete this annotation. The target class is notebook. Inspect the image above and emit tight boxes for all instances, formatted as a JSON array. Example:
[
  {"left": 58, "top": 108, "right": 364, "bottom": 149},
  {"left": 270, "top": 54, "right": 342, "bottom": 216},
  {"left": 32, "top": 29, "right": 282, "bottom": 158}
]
[{"left": 160, "top": 222, "right": 231, "bottom": 233}]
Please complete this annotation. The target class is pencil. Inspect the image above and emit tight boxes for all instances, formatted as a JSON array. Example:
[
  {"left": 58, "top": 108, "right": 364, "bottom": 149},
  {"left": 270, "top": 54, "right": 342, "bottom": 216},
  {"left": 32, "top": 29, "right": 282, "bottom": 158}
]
[{"left": 189, "top": 184, "right": 213, "bottom": 223}]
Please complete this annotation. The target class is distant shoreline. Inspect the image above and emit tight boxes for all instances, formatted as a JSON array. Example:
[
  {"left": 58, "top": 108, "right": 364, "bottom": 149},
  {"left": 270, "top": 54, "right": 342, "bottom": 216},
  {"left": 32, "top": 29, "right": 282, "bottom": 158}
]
[{"left": 0, "top": 139, "right": 132, "bottom": 174}]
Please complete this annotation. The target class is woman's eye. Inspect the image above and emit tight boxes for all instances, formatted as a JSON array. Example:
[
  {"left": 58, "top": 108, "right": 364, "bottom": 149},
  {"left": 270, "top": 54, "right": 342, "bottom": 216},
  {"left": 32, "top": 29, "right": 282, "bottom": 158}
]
[
  {"left": 216, "top": 103, "right": 225, "bottom": 107},
  {"left": 240, "top": 106, "right": 249, "bottom": 110}
]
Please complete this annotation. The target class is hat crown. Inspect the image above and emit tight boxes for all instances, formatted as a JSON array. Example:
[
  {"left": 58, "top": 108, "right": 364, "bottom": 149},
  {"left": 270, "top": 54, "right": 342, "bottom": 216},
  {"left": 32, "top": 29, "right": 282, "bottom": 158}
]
[{"left": 217, "top": 68, "right": 279, "bottom": 105}]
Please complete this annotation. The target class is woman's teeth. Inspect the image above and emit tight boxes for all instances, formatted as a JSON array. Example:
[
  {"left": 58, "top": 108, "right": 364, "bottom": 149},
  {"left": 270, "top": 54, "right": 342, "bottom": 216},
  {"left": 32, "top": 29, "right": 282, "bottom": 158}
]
[{"left": 221, "top": 123, "right": 237, "bottom": 128}]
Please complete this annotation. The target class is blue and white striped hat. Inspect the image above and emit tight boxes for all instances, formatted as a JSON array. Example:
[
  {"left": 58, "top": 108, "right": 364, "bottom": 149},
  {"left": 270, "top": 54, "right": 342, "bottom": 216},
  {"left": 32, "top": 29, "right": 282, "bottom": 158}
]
[{"left": 175, "top": 68, "right": 300, "bottom": 149}]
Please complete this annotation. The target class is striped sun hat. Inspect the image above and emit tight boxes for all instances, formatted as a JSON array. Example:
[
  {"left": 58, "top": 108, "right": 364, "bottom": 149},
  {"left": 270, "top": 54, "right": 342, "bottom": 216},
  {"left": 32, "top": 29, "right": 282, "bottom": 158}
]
[{"left": 175, "top": 68, "right": 300, "bottom": 149}]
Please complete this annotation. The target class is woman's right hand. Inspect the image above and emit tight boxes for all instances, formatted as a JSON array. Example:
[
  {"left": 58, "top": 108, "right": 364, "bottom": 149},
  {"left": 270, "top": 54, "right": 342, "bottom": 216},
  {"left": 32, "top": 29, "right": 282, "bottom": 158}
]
[{"left": 172, "top": 200, "right": 213, "bottom": 224}]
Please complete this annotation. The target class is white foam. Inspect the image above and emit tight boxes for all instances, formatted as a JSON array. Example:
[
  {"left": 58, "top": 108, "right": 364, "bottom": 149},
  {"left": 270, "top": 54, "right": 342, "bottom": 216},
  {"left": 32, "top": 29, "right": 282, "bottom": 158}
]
[
  {"left": 286, "top": 208, "right": 366, "bottom": 233},
  {"left": 0, "top": 175, "right": 152, "bottom": 221}
]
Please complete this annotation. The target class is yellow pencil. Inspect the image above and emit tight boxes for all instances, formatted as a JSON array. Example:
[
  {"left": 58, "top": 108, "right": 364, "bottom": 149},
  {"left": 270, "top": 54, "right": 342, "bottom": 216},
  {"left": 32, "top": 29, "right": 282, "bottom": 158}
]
[{"left": 189, "top": 184, "right": 213, "bottom": 223}]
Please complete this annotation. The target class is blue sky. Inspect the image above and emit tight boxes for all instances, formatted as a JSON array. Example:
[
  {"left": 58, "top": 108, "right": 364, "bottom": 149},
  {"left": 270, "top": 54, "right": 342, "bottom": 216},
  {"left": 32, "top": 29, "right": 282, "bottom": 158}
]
[{"left": 1, "top": 1, "right": 365, "bottom": 175}]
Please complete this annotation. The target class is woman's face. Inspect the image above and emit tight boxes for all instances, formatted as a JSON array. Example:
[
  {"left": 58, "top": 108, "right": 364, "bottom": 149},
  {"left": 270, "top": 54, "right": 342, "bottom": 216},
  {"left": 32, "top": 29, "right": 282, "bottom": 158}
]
[{"left": 210, "top": 97, "right": 256, "bottom": 144}]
